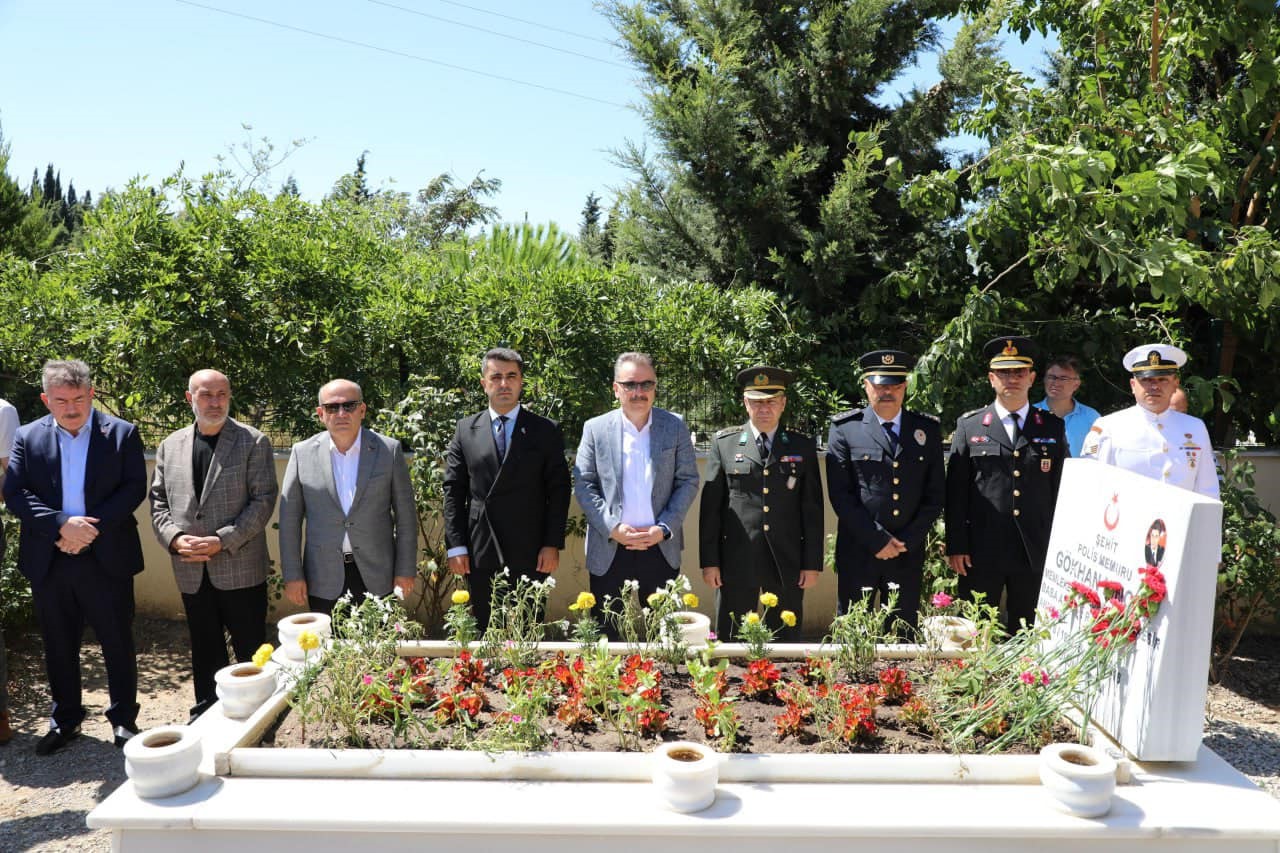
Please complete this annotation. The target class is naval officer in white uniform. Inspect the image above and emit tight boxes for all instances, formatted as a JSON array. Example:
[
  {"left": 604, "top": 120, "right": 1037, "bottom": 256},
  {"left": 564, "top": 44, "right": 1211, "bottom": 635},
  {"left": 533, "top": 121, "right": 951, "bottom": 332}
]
[{"left": 1081, "top": 344, "right": 1219, "bottom": 499}]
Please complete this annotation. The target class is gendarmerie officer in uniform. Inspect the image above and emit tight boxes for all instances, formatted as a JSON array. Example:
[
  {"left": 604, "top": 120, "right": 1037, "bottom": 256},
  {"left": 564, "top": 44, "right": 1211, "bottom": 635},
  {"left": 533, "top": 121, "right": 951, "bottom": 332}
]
[
  {"left": 826, "top": 350, "right": 944, "bottom": 632},
  {"left": 699, "top": 367, "right": 824, "bottom": 640},
  {"left": 1081, "top": 344, "right": 1220, "bottom": 499},
  {"left": 945, "top": 337, "right": 1067, "bottom": 635}
]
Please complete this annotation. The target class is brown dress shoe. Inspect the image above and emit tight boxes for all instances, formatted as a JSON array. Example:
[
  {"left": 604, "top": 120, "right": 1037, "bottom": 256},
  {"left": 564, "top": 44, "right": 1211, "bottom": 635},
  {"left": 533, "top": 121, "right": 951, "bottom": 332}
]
[{"left": 0, "top": 710, "right": 12, "bottom": 745}]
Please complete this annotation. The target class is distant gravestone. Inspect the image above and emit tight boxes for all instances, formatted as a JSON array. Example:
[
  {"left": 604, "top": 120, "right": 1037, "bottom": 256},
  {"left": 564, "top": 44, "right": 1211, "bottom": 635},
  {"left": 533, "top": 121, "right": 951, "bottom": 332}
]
[{"left": 1037, "top": 459, "right": 1222, "bottom": 761}]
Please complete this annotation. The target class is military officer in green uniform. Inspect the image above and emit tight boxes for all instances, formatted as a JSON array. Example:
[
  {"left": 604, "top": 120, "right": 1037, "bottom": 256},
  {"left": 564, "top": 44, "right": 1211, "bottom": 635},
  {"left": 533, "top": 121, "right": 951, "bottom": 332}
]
[
  {"left": 945, "top": 336, "right": 1067, "bottom": 635},
  {"left": 699, "top": 366, "right": 824, "bottom": 640},
  {"left": 827, "top": 350, "right": 944, "bottom": 633}
]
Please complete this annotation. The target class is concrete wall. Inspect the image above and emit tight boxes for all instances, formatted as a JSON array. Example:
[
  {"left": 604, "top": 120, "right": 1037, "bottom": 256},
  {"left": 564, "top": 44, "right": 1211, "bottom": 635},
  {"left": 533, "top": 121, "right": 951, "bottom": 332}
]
[{"left": 132, "top": 448, "right": 1280, "bottom": 634}]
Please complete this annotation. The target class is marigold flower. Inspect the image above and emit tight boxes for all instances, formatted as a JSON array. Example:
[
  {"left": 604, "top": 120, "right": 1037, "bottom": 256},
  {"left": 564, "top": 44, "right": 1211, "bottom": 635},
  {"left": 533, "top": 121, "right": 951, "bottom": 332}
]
[
  {"left": 575, "top": 591, "right": 597, "bottom": 610},
  {"left": 744, "top": 612, "right": 761, "bottom": 625},
  {"left": 931, "top": 592, "right": 953, "bottom": 608},
  {"left": 451, "top": 589, "right": 471, "bottom": 606},
  {"left": 682, "top": 592, "right": 699, "bottom": 608},
  {"left": 759, "top": 592, "right": 779, "bottom": 608},
  {"left": 780, "top": 610, "right": 797, "bottom": 627},
  {"left": 251, "top": 643, "right": 274, "bottom": 668},
  {"left": 647, "top": 592, "right": 665, "bottom": 608},
  {"left": 298, "top": 630, "right": 320, "bottom": 652}
]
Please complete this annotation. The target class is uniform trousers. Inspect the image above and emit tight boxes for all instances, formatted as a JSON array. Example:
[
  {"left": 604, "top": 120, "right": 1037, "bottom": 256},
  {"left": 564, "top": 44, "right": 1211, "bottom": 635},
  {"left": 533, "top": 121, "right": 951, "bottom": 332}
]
[
  {"left": 181, "top": 569, "right": 267, "bottom": 718},
  {"left": 715, "top": 567, "right": 804, "bottom": 642},
  {"left": 839, "top": 552, "right": 925, "bottom": 635},
  {"left": 33, "top": 551, "right": 138, "bottom": 731},
  {"left": 958, "top": 551, "right": 1041, "bottom": 636}
]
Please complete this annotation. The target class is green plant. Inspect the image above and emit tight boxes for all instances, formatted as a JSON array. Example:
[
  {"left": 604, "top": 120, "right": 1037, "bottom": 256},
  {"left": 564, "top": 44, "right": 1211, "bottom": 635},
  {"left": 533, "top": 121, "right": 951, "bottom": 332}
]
[
  {"left": 477, "top": 571, "right": 555, "bottom": 669},
  {"left": 824, "top": 586, "right": 902, "bottom": 678}
]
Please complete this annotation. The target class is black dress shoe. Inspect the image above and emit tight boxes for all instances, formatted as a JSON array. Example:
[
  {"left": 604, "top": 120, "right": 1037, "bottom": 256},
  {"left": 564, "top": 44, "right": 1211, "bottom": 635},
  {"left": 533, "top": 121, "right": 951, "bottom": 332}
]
[
  {"left": 35, "top": 726, "right": 81, "bottom": 756},
  {"left": 113, "top": 724, "right": 140, "bottom": 748}
]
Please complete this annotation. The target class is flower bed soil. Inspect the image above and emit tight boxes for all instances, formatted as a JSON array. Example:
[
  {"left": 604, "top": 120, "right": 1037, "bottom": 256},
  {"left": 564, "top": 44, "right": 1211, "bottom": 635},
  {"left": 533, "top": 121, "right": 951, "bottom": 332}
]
[{"left": 261, "top": 655, "right": 1071, "bottom": 755}]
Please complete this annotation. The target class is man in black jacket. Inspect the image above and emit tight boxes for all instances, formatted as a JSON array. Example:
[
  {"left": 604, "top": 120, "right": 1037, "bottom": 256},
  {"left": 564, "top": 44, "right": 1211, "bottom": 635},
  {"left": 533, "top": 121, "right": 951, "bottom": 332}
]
[
  {"left": 945, "top": 337, "right": 1066, "bottom": 635},
  {"left": 443, "top": 348, "right": 571, "bottom": 631},
  {"left": 827, "top": 350, "right": 944, "bottom": 632}
]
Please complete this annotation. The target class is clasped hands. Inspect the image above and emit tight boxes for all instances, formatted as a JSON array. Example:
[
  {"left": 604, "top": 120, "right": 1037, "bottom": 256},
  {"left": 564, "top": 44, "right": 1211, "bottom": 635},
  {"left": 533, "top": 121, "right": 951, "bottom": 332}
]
[
  {"left": 172, "top": 534, "right": 224, "bottom": 563},
  {"left": 611, "top": 523, "right": 664, "bottom": 550},
  {"left": 55, "top": 515, "right": 99, "bottom": 554}
]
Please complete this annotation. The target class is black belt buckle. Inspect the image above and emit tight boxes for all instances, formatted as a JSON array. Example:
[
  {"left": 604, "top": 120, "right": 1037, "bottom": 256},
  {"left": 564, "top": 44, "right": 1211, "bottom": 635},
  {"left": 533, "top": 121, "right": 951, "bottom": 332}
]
[{"left": 342, "top": 552, "right": 357, "bottom": 566}]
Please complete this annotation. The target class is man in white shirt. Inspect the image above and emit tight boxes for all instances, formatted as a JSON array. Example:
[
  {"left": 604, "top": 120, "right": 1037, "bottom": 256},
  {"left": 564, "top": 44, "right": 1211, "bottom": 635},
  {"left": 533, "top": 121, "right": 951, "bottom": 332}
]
[
  {"left": 1081, "top": 345, "right": 1220, "bottom": 500},
  {"left": 574, "top": 353, "right": 699, "bottom": 610},
  {"left": 278, "top": 379, "right": 418, "bottom": 614}
]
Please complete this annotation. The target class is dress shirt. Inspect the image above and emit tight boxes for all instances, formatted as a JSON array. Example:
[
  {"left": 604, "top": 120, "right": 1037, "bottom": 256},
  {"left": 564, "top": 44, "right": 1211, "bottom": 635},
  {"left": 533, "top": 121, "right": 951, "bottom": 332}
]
[
  {"left": 993, "top": 401, "right": 1030, "bottom": 444},
  {"left": 490, "top": 404, "right": 520, "bottom": 460},
  {"left": 748, "top": 424, "right": 774, "bottom": 457},
  {"left": 57, "top": 420, "right": 92, "bottom": 518},
  {"left": 1034, "top": 398, "right": 1100, "bottom": 457},
  {"left": 0, "top": 398, "right": 18, "bottom": 489},
  {"left": 329, "top": 431, "right": 362, "bottom": 553},
  {"left": 620, "top": 413, "right": 656, "bottom": 529}
]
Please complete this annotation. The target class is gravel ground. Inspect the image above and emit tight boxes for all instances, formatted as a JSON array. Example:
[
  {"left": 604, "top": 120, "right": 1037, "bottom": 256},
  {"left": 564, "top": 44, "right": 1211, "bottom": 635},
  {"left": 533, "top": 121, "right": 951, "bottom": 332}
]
[{"left": 1, "top": 620, "right": 1277, "bottom": 852}]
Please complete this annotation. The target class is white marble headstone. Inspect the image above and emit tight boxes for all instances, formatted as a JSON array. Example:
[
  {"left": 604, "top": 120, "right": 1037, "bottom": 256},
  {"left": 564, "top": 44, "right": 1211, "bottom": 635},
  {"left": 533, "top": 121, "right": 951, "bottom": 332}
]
[{"left": 1037, "top": 459, "right": 1223, "bottom": 761}]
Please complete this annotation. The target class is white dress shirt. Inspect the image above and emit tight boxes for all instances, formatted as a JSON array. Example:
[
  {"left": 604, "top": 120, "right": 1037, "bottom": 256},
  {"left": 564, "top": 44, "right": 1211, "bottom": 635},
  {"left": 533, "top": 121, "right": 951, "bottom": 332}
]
[
  {"left": 620, "top": 413, "right": 656, "bottom": 529},
  {"left": 992, "top": 401, "right": 1030, "bottom": 443},
  {"left": 329, "top": 430, "right": 362, "bottom": 553}
]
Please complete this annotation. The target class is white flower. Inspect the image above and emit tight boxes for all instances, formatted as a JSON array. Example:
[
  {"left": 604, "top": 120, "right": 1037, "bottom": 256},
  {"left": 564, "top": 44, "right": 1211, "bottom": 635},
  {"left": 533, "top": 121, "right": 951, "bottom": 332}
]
[
  {"left": 393, "top": 585, "right": 405, "bottom": 600},
  {"left": 861, "top": 586, "right": 874, "bottom": 593},
  {"left": 426, "top": 559, "right": 438, "bottom": 572},
  {"left": 543, "top": 576, "right": 557, "bottom": 589},
  {"left": 887, "top": 582, "right": 900, "bottom": 591}
]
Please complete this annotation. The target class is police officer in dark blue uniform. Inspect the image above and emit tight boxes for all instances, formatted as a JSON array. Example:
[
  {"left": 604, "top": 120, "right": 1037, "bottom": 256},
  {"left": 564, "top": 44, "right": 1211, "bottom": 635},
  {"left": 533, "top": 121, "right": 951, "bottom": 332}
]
[
  {"left": 826, "top": 350, "right": 944, "bottom": 632},
  {"left": 944, "top": 337, "right": 1066, "bottom": 635},
  {"left": 699, "top": 367, "right": 824, "bottom": 641}
]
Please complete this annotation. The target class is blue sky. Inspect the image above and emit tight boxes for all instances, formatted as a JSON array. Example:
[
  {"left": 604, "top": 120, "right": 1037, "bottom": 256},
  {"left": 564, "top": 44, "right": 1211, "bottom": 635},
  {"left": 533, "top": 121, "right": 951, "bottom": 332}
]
[{"left": 0, "top": 0, "right": 1052, "bottom": 230}]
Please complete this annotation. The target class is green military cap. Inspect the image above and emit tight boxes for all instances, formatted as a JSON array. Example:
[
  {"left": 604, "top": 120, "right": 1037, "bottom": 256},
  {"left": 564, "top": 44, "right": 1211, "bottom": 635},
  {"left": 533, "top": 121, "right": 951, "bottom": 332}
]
[{"left": 737, "top": 365, "right": 793, "bottom": 400}]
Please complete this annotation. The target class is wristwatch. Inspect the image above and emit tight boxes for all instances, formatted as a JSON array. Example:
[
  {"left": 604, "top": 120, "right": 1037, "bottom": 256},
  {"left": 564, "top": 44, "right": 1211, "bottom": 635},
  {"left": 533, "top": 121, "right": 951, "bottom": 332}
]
[{"left": 658, "top": 523, "right": 673, "bottom": 541}]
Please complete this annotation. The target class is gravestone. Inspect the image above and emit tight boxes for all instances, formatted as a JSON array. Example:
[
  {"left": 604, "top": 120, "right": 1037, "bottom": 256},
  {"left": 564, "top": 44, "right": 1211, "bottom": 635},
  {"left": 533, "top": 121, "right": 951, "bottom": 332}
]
[{"left": 1037, "top": 458, "right": 1222, "bottom": 761}]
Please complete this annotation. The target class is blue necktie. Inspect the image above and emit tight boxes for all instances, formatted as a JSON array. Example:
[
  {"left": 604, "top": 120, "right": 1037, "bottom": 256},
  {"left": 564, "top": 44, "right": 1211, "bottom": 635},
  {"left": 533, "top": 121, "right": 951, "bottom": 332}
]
[
  {"left": 494, "top": 415, "right": 509, "bottom": 460},
  {"left": 883, "top": 422, "right": 900, "bottom": 456}
]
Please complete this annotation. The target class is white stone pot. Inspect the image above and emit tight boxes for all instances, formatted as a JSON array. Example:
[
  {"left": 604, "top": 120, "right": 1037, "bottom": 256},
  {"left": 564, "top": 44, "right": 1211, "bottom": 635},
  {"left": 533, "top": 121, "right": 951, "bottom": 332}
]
[
  {"left": 1039, "top": 742, "right": 1118, "bottom": 818},
  {"left": 920, "top": 615, "right": 977, "bottom": 650},
  {"left": 215, "top": 662, "right": 278, "bottom": 719},
  {"left": 652, "top": 740, "right": 718, "bottom": 813},
  {"left": 123, "top": 725, "right": 203, "bottom": 799},
  {"left": 277, "top": 612, "right": 331, "bottom": 661},
  {"left": 665, "top": 611, "right": 712, "bottom": 646}
]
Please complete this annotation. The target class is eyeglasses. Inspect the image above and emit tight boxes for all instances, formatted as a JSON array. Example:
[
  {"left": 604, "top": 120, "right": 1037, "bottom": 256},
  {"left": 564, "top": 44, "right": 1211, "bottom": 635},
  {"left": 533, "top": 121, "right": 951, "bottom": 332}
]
[
  {"left": 616, "top": 380, "right": 656, "bottom": 392},
  {"left": 321, "top": 400, "right": 363, "bottom": 414},
  {"left": 1045, "top": 374, "right": 1079, "bottom": 384}
]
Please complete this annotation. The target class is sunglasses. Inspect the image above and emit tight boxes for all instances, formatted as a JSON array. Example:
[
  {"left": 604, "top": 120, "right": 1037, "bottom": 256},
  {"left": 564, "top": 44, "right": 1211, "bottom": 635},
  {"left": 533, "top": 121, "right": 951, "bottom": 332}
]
[
  {"left": 616, "top": 380, "right": 656, "bottom": 392},
  {"left": 321, "top": 400, "right": 363, "bottom": 414}
]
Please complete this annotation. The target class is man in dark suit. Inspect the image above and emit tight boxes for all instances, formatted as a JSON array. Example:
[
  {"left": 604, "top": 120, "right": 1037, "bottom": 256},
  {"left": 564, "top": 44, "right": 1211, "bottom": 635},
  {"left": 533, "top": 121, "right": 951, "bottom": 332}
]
[
  {"left": 3, "top": 360, "right": 147, "bottom": 755},
  {"left": 443, "top": 348, "right": 571, "bottom": 632},
  {"left": 150, "top": 369, "right": 279, "bottom": 719},
  {"left": 945, "top": 337, "right": 1066, "bottom": 635},
  {"left": 699, "top": 366, "right": 823, "bottom": 640},
  {"left": 278, "top": 379, "right": 418, "bottom": 614},
  {"left": 827, "top": 350, "right": 944, "bottom": 632}
]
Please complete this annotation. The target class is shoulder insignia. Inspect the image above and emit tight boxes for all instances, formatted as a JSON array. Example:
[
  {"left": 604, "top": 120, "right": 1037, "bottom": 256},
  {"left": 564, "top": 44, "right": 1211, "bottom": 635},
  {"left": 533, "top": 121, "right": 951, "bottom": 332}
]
[
  {"left": 960, "top": 407, "right": 986, "bottom": 420},
  {"left": 906, "top": 409, "right": 940, "bottom": 423},
  {"left": 830, "top": 409, "right": 864, "bottom": 425},
  {"left": 714, "top": 426, "right": 741, "bottom": 439}
]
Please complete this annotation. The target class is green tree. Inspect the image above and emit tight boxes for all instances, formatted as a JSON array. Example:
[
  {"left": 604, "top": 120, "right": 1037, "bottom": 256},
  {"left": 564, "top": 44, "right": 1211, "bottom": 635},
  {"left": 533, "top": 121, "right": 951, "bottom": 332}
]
[
  {"left": 0, "top": 131, "right": 62, "bottom": 261},
  {"left": 579, "top": 191, "right": 606, "bottom": 261},
  {"left": 905, "top": 0, "right": 1280, "bottom": 442},
  {"left": 603, "top": 0, "right": 995, "bottom": 313}
]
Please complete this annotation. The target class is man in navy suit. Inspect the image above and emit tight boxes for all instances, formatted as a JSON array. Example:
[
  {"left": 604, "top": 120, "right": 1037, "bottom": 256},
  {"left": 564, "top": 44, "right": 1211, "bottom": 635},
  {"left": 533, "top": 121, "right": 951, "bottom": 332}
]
[
  {"left": 574, "top": 352, "right": 700, "bottom": 607},
  {"left": 443, "top": 348, "right": 571, "bottom": 631},
  {"left": 3, "top": 360, "right": 148, "bottom": 755}
]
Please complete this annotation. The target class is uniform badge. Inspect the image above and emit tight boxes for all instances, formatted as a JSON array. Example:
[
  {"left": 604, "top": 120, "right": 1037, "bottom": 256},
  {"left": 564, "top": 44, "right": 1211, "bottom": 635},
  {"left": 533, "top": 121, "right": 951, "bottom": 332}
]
[
  {"left": 982, "top": 412, "right": 993, "bottom": 426},
  {"left": 738, "top": 433, "right": 748, "bottom": 445},
  {"left": 734, "top": 453, "right": 745, "bottom": 461},
  {"left": 1032, "top": 411, "right": 1043, "bottom": 425},
  {"left": 969, "top": 435, "right": 989, "bottom": 444},
  {"left": 1041, "top": 459, "right": 1052, "bottom": 472},
  {"left": 914, "top": 429, "right": 926, "bottom": 446}
]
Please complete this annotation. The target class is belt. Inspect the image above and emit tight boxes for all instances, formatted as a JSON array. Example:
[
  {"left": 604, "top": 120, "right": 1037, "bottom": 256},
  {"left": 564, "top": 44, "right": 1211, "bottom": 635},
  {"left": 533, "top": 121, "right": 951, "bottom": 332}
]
[{"left": 342, "top": 552, "right": 357, "bottom": 566}]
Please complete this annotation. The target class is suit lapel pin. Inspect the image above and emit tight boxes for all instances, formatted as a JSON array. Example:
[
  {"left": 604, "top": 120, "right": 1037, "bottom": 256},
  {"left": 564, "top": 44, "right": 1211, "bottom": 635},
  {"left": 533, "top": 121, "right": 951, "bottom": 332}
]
[{"left": 982, "top": 412, "right": 993, "bottom": 426}]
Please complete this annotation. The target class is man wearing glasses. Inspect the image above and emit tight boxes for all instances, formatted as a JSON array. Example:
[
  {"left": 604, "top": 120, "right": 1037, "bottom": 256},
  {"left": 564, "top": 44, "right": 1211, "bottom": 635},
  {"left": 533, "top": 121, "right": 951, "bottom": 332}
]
[
  {"left": 699, "top": 367, "right": 823, "bottom": 640},
  {"left": 1033, "top": 354, "right": 1100, "bottom": 457},
  {"left": 279, "top": 379, "right": 418, "bottom": 614},
  {"left": 574, "top": 352, "right": 699, "bottom": 608},
  {"left": 945, "top": 337, "right": 1067, "bottom": 635}
]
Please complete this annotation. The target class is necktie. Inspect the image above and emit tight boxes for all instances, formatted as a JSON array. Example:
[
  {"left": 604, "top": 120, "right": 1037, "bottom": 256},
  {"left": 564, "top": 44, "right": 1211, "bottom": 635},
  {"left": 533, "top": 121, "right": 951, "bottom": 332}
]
[
  {"left": 883, "top": 422, "right": 900, "bottom": 456},
  {"left": 757, "top": 432, "right": 770, "bottom": 461},
  {"left": 1009, "top": 411, "right": 1021, "bottom": 443},
  {"left": 495, "top": 415, "right": 509, "bottom": 460}
]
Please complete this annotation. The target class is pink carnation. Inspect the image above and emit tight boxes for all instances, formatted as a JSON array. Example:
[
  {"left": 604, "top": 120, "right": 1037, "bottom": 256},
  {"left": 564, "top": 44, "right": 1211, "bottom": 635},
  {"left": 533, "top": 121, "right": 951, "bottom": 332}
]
[{"left": 931, "top": 592, "right": 954, "bottom": 608}]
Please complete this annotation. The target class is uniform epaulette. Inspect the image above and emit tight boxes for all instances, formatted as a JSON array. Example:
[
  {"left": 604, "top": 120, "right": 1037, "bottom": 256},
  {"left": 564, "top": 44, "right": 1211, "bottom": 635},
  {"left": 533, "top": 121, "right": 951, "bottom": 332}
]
[
  {"left": 830, "top": 409, "right": 863, "bottom": 425},
  {"left": 913, "top": 411, "right": 940, "bottom": 423},
  {"left": 714, "top": 426, "right": 742, "bottom": 439},
  {"left": 959, "top": 406, "right": 986, "bottom": 419}
]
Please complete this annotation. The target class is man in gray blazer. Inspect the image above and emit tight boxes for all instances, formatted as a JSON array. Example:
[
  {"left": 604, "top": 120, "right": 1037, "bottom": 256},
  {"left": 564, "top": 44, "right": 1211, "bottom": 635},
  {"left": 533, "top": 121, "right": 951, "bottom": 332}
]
[
  {"left": 150, "top": 369, "right": 279, "bottom": 719},
  {"left": 574, "top": 353, "right": 700, "bottom": 607},
  {"left": 278, "top": 379, "right": 418, "bottom": 614}
]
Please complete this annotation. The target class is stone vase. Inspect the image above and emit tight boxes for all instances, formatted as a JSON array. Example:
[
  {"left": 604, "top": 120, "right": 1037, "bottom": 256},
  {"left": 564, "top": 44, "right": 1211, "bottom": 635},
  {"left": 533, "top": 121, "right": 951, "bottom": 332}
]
[
  {"left": 277, "top": 612, "right": 332, "bottom": 661},
  {"left": 665, "top": 610, "right": 712, "bottom": 646},
  {"left": 1039, "top": 742, "right": 1119, "bottom": 818},
  {"left": 214, "top": 662, "right": 278, "bottom": 719},
  {"left": 652, "top": 740, "right": 718, "bottom": 813},
  {"left": 920, "top": 615, "right": 977, "bottom": 650},
  {"left": 123, "top": 725, "right": 203, "bottom": 799}
]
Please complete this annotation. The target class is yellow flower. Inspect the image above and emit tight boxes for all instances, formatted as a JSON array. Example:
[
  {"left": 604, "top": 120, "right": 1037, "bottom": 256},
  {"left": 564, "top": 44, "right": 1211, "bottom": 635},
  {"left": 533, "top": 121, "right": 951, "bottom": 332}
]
[
  {"left": 451, "top": 589, "right": 471, "bottom": 606},
  {"left": 568, "top": 602, "right": 580, "bottom": 612},
  {"left": 251, "top": 643, "right": 274, "bottom": 668},
  {"left": 780, "top": 610, "right": 797, "bottom": 628},
  {"left": 647, "top": 592, "right": 665, "bottom": 608},
  {"left": 682, "top": 592, "right": 699, "bottom": 608},
  {"left": 759, "top": 592, "right": 779, "bottom": 608},
  {"left": 575, "top": 591, "right": 597, "bottom": 610},
  {"left": 297, "top": 630, "right": 320, "bottom": 652},
  {"left": 744, "top": 612, "right": 761, "bottom": 625}
]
